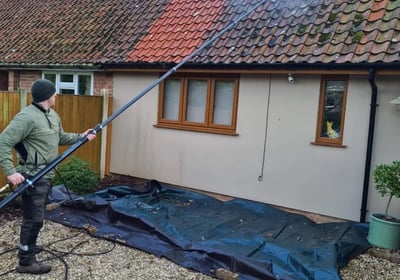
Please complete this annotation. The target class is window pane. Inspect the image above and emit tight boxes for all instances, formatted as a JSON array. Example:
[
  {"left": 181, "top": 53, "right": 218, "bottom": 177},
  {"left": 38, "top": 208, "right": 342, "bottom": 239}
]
[
  {"left": 213, "top": 81, "right": 234, "bottom": 125},
  {"left": 0, "top": 71, "right": 7, "bottom": 90},
  {"left": 43, "top": 73, "right": 56, "bottom": 84},
  {"left": 320, "top": 81, "right": 344, "bottom": 139},
  {"left": 60, "top": 74, "right": 73, "bottom": 83},
  {"left": 186, "top": 80, "right": 207, "bottom": 123},
  {"left": 78, "top": 75, "right": 91, "bottom": 95},
  {"left": 163, "top": 80, "right": 180, "bottom": 120},
  {"left": 60, "top": 88, "right": 75, "bottom": 94}
]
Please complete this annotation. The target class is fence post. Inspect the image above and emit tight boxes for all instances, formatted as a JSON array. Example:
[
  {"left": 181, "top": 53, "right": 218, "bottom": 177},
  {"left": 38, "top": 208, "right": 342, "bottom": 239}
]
[
  {"left": 18, "top": 88, "right": 27, "bottom": 110},
  {"left": 99, "top": 89, "right": 109, "bottom": 178}
]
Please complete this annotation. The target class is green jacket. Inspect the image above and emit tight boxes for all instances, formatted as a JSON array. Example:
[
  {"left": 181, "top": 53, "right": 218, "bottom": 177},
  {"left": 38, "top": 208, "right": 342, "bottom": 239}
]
[{"left": 0, "top": 103, "right": 81, "bottom": 179}]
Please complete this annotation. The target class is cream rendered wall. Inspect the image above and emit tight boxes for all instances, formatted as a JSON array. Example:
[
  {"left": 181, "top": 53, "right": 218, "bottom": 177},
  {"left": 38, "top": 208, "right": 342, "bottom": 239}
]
[
  {"left": 111, "top": 72, "right": 399, "bottom": 221},
  {"left": 368, "top": 77, "right": 400, "bottom": 219}
]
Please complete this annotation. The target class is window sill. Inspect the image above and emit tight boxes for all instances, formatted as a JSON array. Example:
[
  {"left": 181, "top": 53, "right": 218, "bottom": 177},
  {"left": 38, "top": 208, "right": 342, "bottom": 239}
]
[
  {"left": 154, "top": 124, "right": 239, "bottom": 136},
  {"left": 310, "top": 141, "right": 347, "bottom": 148}
]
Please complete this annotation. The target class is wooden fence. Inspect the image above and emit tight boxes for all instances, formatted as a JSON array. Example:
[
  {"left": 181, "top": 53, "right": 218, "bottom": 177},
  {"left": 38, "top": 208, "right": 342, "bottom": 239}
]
[{"left": 0, "top": 90, "right": 113, "bottom": 188}]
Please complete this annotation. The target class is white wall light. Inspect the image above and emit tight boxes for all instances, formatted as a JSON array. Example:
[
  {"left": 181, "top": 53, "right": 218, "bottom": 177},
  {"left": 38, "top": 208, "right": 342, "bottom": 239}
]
[
  {"left": 390, "top": 97, "right": 400, "bottom": 111},
  {"left": 288, "top": 74, "right": 294, "bottom": 84},
  {"left": 390, "top": 97, "right": 400, "bottom": 104}
]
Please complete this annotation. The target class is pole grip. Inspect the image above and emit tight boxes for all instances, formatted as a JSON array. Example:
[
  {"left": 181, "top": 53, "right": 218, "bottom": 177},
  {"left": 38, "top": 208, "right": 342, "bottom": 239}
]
[{"left": 0, "top": 137, "right": 88, "bottom": 210}]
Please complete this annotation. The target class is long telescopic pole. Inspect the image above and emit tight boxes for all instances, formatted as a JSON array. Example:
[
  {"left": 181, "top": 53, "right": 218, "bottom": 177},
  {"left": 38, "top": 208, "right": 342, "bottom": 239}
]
[{"left": 0, "top": 0, "right": 266, "bottom": 210}]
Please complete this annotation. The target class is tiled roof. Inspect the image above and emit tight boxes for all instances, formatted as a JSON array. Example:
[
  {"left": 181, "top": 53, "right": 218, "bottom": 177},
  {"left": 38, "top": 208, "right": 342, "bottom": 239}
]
[
  {"left": 189, "top": 0, "right": 400, "bottom": 66},
  {"left": 0, "top": 0, "right": 169, "bottom": 65},
  {"left": 0, "top": 0, "right": 398, "bottom": 68},
  {"left": 128, "top": 0, "right": 225, "bottom": 63}
]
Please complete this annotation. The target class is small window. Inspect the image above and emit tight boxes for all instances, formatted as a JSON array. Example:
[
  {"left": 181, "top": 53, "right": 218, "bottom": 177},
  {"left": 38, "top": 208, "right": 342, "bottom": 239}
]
[
  {"left": 184, "top": 79, "right": 208, "bottom": 124},
  {"left": 60, "top": 89, "right": 75, "bottom": 95},
  {"left": 313, "top": 76, "right": 348, "bottom": 147},
  {"left": 60, "top": 73, "right": 74, "bottom": 83},
  {"left": 157, "top": 75, "right": 239, "bottom": 135},
  {"left": 78, "top": 75, "right": 92, "bottom": 96},
  {"left": 162, "top": 79, "right": 181, "bottom": 120},
  {"left": 42, "top": 72, "right": 93, "bottom": 95},
  {"left": 212, "top": 80, "right": 235, "bottom": 126},
  {"left": 43, "top": 73, "right": 56, "bottom": 84}
]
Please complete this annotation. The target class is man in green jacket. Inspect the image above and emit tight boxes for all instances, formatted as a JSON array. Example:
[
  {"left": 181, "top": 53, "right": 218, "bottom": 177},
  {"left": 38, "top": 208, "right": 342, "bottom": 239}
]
[{"left": 0, "top": 79, "right": 96, "bottom": 274}]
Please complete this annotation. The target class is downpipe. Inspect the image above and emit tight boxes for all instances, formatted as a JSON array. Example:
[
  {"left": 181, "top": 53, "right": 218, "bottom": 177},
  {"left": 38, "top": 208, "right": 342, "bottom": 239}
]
[
  {"left": 0, "top": 0, "right": 267, "bottom": 211},
  {"left": 360, "top": 68, "right": 378, "bottom": 223}
]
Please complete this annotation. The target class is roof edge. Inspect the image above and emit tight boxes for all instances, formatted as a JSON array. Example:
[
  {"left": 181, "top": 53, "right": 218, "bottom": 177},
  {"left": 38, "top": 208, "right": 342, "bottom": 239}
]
[
  {"left": 0, "top": 63, "right": 100, "bottom": 71},
  {"left": 100, "top": 61, "right": 400, "bottom": 75}
]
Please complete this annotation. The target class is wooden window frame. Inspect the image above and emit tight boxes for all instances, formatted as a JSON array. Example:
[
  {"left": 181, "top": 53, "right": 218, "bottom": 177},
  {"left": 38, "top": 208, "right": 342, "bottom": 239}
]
[
  {"left": 312, "top": 76, "right": 348, "bottom": 148},
  {"left": 156, "top": 75, "right": 239, "bottom": 135}
]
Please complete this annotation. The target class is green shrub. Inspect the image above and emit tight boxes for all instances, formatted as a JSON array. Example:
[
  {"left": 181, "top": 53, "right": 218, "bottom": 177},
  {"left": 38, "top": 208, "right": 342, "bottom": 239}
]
[
  {"left": 373, "top": 160, "right": 400, "bottom": 217},
  {"left": 53, "top": 156, "right": 100, "bottom": 194}
]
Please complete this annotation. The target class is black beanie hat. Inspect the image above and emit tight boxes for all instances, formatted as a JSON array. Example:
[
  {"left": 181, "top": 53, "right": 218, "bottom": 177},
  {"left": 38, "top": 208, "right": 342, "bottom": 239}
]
[{"left": 31, "top": 79, "right": 56, "bottom": 102}]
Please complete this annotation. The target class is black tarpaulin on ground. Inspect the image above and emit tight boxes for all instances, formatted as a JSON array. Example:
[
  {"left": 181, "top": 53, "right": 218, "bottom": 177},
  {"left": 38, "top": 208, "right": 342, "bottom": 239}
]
[{"left": 45, "top": 180, "right": 370, "bottom": 280}]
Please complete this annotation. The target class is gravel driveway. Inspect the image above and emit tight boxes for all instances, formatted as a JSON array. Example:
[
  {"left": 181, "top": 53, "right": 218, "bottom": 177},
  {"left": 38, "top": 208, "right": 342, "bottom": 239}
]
[{"left": 0, "top": 217, "right": 215, "bottom": 280}]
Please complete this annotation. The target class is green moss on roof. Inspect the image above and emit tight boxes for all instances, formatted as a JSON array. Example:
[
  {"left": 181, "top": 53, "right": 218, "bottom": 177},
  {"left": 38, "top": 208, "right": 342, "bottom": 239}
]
[
  {"left": 328, "top": 12, "right": 338, "bottom": 23},
  {"left": 352, "top": 31, "right": 363, "bottom": 43},
  {"left": 354, "top": 13, "right": 364, "bottom": 27},
  {"left": 319, "top": 32, "right": 331, "bottom": 44},
  {"left": 297, "top": 25, "right": 307, "bottom": 35},
  {"left": 250, "top": 28, "right": 259, "bottom": 38}
]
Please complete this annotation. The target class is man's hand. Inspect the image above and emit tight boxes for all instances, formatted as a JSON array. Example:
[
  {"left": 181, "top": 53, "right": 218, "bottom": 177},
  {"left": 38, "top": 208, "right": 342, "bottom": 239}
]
[
  {"left": 7, "top": 172, "right": 25, "bottom": 185},
  {"left": 81, "top": 129, "right": 96, "bottom": 142}
]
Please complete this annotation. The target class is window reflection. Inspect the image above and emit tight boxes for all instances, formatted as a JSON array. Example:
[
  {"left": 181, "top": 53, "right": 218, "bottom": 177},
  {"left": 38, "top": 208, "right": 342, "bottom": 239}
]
[{"left": 321, "top": 81, "right": 344, "bottom": 139}]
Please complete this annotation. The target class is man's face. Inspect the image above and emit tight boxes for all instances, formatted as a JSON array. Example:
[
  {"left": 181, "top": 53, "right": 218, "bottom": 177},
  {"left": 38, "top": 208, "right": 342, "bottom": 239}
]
[{"left": 48, "top": 93, "right": 57, "bottom": 107}]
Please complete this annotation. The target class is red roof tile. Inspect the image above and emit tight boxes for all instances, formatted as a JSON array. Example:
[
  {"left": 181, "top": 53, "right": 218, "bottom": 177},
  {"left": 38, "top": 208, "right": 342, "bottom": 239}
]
[
  {"left": 127, "top": 0, "right": 224, "bottom": 63},
  {"left": 369, "top": 0, "right": 389, "bottom": 21}
]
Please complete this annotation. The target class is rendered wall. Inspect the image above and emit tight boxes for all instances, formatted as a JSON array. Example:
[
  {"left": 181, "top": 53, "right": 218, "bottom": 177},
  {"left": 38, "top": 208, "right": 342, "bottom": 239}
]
[
  {"left": 368, "top": 77, "right": 400, "bottom": 220},
  {"left": 110, "top": 72, "right": 400, "bottom": 221}
]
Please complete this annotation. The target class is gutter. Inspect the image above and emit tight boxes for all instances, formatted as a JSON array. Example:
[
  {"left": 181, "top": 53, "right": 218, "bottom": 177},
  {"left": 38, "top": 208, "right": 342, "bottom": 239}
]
[
  {"left": 0, "top": 63, "right": 100, "bottom": 71},
  {"left": 99, "top": 61, "right": 400, "bottom": 72},
  {"left": 1, "top": 61, "right": 399, "bottom": 73},
  {"left": 360, "top": 68, "right": 378, "bottom": 223}
]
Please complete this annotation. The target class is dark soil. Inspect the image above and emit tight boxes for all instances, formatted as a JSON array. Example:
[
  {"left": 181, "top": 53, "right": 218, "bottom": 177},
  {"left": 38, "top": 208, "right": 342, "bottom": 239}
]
[
  {"left": 0, "top": 205, "right": 22, "bottom": 221},
  {"left": 97, "top": 173, "right": 149, "bottom": 189}
]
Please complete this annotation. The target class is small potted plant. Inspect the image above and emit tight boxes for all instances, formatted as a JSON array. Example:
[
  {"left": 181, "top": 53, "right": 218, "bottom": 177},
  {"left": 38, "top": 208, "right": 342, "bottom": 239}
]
[{"left": 367, "top": 160, "right": 400, "bottom": 249}]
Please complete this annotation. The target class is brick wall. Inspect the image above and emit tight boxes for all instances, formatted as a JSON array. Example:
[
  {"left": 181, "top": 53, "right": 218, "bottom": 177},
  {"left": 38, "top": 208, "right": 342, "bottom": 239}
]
[
  {"left": 18, "top": 71, "right": 42, "bottom": 91},
  {"left": 94, "top": 72, "right": 113, "bottom": 96},
  {"left": 5, "top": 70, "right": 42, "bottom": 92}
]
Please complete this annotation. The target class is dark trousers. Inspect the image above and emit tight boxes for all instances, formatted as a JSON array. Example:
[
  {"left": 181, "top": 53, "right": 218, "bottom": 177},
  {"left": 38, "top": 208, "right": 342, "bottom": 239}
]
[{"left": 18, "top": 178, "right": 51, "bottom": 265}]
